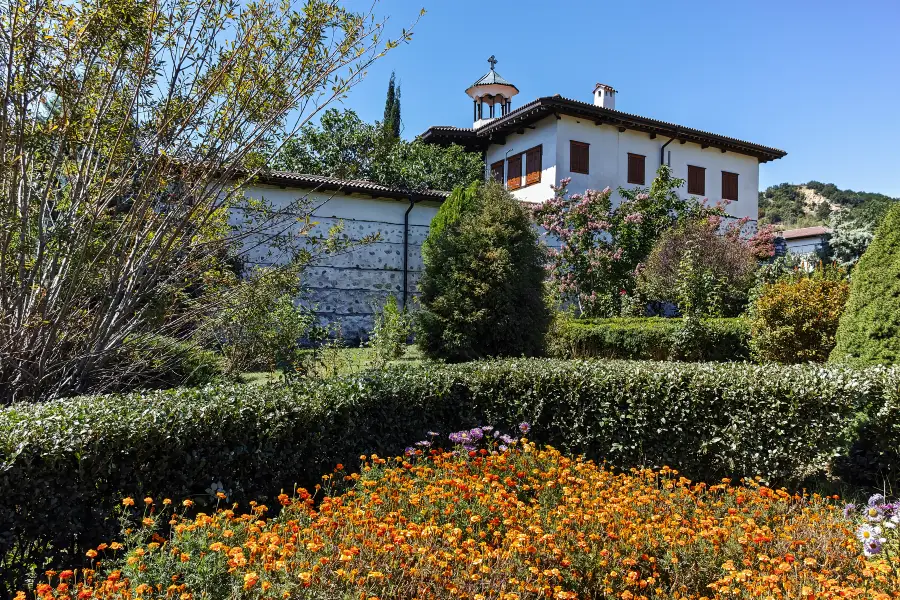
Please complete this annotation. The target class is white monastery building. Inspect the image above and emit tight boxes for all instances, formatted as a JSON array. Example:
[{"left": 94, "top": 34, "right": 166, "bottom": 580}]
[
  {"left": 241, "top": 58, "right": 786, "bottom": 339},
  {"left": 422, "top": 57, "right": 787, "bottom": 225}
]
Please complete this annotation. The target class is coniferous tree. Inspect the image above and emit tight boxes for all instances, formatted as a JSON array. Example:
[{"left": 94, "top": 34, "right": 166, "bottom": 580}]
[
  {"left": 383, "top": 71, "right": 401, "bottom": 140},
  {"left": 830, "top": 203, "right": 900, "bottom": 365},
  {"left": 390, "top": 85, "right": 401, "bottom": 139},
  {"left": 416, "top": 183, "right": 549, "bottom": 361}
]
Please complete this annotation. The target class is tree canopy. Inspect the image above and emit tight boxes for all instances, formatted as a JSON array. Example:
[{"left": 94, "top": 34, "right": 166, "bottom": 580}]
[{"left": 274, "top": 107, "right": 483, "bottom": 192}]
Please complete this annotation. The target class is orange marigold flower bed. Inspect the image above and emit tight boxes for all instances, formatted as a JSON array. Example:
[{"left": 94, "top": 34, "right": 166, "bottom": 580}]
[{"left": 24, "top": 444, "right": 900, "bottom": 600}]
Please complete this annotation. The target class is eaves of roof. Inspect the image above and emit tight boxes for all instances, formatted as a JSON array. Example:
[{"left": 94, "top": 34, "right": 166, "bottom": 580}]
[
  {"left": 248, "top": 171, "right": 449, "bottom": 202},
  {"left": 420, "top": 96, "right": 787, "bottom": 163}
]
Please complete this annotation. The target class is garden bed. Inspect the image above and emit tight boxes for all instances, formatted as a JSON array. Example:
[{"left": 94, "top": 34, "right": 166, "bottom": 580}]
[
  {"left": 3, "top": 358, "right": 899, "bottom": 594},
  {"left": 26, "top": 439, "right": 899, "bottom": 600}
]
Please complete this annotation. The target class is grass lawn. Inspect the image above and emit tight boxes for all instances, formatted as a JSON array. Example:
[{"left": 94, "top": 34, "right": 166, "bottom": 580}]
[{"left": 241, "top": 344, "right": 426, "bottom": 384}]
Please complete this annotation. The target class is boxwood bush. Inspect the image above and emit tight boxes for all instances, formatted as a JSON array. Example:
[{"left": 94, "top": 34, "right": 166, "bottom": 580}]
[
  {"left": 1, "top": 359, "right": 897, "bottom": 594},
  {"left": 549, "top": 317, "right": 750, "bottom": 361}
]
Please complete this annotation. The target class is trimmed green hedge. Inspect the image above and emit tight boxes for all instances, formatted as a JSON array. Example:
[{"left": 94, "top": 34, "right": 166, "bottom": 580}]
[
  {"left": 2, "top": 359, "right": 899, "bottom": 594},
  {"left": 549, "top": 317, "right": 750, "bottom": 361}
]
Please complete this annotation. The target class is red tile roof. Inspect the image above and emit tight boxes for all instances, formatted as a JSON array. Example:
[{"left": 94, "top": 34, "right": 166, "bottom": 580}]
[
  {"left": 421, "top": 96, "right": 787, "bottom": 163},
  {"left": 780, "top": 226, "right": 831, "bottom": 240}
]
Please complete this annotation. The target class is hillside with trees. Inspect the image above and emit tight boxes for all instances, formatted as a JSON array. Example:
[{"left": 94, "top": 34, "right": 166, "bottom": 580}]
[{"left": 759, "top": 181, "right": 898, "bottom": 229}]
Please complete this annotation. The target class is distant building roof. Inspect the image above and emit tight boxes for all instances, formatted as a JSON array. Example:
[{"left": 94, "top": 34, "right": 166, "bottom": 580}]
[
  {"left": 421, "top": 95, "right": 787, "bottom": 163},
  {"left": 247, "top": 171, "right": 449, "bottom": 202},
  {"left": 780, "top": 226, "right": 832, "bottom": 240}
]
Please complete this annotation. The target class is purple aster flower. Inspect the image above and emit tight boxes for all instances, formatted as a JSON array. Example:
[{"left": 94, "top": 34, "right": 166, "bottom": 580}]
[
  {"left": 415, "top": 440, "right": 432, "bottom": 447},
  {"left": 499, "top": 445, "right": 508, "bottom": 452},
  {"left": 519, "top": 422, "right": 531, "bottom": 434},
  {"left": 865, "top": 505, "right": 884, "bottom": 522},
  {"left": 469, "top": 428, "right": 484, "bottom": 441},
  {"left": 868, "top": 493, "right": 885, "bottom": 507},
  {"left": 500, "top": 434, "right": 516, "bottom": 445},
  {"left": 481, "top": 425, "right": 494, "bottom": 432},
  {"left": 864, "top": 538, "right": 883, "bottom": 556},
  {"left": 449, "top": 431, "right": 470, "bottom": 444},
  {"left": 404, "top": 447, "right": 415, "bottom": 456},
  {"left": 462, "top": 443, "right": 477, "bottom": 453},
  {"left": 427, "top": 431, "right": 440, "bottom": 437},
  {"left": 843, "top": 503, "right": 856, "bottom": 519},
  {"left": 493, "top": 430, "right": 500, "bottom": 438}
]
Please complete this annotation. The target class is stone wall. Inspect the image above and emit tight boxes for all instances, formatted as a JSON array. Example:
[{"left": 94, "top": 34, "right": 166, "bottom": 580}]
[{"left": 235, "top": 185, "right": 442, "bottom": 341}]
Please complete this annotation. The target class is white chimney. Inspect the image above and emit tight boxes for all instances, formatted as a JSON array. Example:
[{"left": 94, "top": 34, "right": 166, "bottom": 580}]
[{"left": 593, "top": 83, "right": 617, "bottom": 110}]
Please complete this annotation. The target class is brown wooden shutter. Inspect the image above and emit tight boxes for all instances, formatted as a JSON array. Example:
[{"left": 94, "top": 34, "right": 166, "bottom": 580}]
[
  {"left": 722, "top": 171, "right": 739, "bottom": 200},
  {"left": 490, "top": 160, "right": 504, "bottom": 183},
  {"left": 570, "top": 141, "right": 589, "bottom": 174},
  {"left": 627, "top": 153, "right": 645, "bottom": 185},
  {"left": 525, "top": 145, "right": 542, "bottom": 186},
  {"left": 507, "top": 153, "right": 522, "bottom": 190},
  {"left": 687, "top": 165, "right": 706, "bottom": 195}
]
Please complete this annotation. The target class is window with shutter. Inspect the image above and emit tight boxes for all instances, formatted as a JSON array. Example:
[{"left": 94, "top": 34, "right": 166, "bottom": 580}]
[
  {"left": 507, "top": 154, "right": 522, "bottom": 190},
  {"left": 490, "top": 160, "right": 504, "bottom": 183},
  {"left": 722, "top": 171, "right": 739, "bottom": 201},
  {"left": 687, "top": 165, "right": 706, "bottom": 195},
  {"left": 570, "top": 141, "right": 589, "bottom": 174},
  {"left": 627, "top": 153, "right": 645, "bottom": 185},
  {"left": 525, "top": 146, "right": 542, "bottom": 186}
]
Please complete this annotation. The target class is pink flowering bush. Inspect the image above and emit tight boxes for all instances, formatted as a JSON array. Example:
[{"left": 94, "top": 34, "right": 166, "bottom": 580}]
[
  {"left": 533, "top": 166, "right": 695, "bottom": 317},
  {"left": 534, "top": 165, "right": 778, "bottom": 318}
]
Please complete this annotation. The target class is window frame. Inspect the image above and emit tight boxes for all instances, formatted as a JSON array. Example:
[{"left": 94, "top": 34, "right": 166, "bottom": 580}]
[
  {"left": 490, "top": 160, "right": 504, "bottom": 184},
  {"left": 506, "top": 153, "right": 523, "bottom": 190},
  {"left": 687, "top": 165, "right": 706, "bottom": 196},
  {"left": 570, "top": 140, "right": 590, "bottom": 175},
  {"left": 627, "top": 153, "right": 646, "bottom": 185},
  {"left": 722, "top": 171, "right": 739, "bottom": 201},
  {"left": 524, "top": 145, "right": 542, "bottom": 186}
]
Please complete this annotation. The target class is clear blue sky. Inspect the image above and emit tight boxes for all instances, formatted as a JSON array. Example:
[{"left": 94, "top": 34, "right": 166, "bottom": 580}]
[{"left": 337, "top": 0, "right": 900, "bottom": 196}]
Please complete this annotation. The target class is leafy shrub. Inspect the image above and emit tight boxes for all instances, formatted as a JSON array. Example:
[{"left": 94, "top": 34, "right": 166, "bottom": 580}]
[
  {"left": 30, "top": 445, "right": 894, "bottom": 600},
  {"left": 200, "top": 266, "right": 317, "bottom": 374},
  {"left": 111, "top": 335, "right": 226, "bottom": 390},
  {"left": 417, "top": 182, "right": 549, "bottom": 360},
  {"left": 549, "top": 316, "right": 750, "bottom": 361},
  {"left": 4, "top": 357, "right": 900, "bottom": 593},
  {"left": 367, "top": 294, "right": 411, "bottom": 367},
  {"left": 831, "top": 203, "right": 900, "bottom": 365},
  {"left": 637, "top": 217, "right": 759, "bottom": 317},
  {"left": 750, "top": 265, "right": 850, "bottom": 363}
]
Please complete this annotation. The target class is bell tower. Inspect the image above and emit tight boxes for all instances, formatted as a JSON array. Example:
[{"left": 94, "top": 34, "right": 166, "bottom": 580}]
[{"left": 465, "top": 56, "right": 519, "bottom": 128}]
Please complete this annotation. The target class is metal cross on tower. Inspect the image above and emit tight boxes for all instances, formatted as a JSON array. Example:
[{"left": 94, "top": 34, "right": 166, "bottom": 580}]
[{"left": 487, "top": 55, "right": 497, "bottom": 70}]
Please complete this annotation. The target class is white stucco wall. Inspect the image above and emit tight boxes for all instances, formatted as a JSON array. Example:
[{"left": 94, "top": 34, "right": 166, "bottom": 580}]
[
  {"left": 784, "top": 236, "right": 827, "bottom": 255},
  {"left": 491, "top": 114, "right": 761, "bottom": 227},
  {"left": 233, "top": 185, "right": 441, "bottom": 340},
  {"left": 484, "top": 116, "right": 558, "bottom": 204}
]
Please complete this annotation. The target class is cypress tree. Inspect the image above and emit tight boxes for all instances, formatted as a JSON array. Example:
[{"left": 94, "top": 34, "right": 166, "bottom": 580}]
[
  {"left": 383, "top": 72, "right": 400, "bottom": 140},
  {"left": 390, "top": 85, "right": 401, "bottom": 139},
  {"left": 830, "top": 202, "right": 900, "bottom": 365}
]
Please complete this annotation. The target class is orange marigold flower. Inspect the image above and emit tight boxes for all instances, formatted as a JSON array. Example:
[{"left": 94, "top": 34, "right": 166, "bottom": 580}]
[
  {"left": 243, "top": 572, "right": 259, "bottom": 589},
  {"left": 122, "top": 498, "right": 135, "bottom": 507}
]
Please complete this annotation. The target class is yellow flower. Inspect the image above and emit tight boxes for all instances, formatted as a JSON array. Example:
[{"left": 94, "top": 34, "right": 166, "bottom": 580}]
[{"left": 122, "top": 497, "right": 135, "bottom": 507}]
